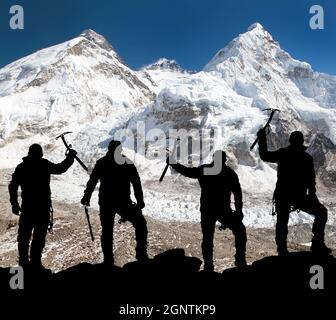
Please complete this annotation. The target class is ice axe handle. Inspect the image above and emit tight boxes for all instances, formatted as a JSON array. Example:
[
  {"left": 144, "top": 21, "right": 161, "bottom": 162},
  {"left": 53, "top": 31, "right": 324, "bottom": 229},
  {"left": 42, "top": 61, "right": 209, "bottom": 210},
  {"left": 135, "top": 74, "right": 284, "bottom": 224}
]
[
  {"left": 250, "top": 137, "right": 260, "bottom": 151},
  {"left": 159, "top": 162, "right": 169, "bottom": 182},
  {"left": 250, "top": 109, "right": 279, "bottom": 151},
  {"left": 85, "top": 206, "right": 95, "bottom": 242},
  {"left": 159, "top": 139, "right": 179, "bottom": 183},
  {"left": 250, "top": 127, "right": 269, "bottom": 151},
  {"left": 59, "top": 134, "right": 88, "bottom": 172},
  {"left": 74, "top": 155, "right": 88, "bottom": 172}
]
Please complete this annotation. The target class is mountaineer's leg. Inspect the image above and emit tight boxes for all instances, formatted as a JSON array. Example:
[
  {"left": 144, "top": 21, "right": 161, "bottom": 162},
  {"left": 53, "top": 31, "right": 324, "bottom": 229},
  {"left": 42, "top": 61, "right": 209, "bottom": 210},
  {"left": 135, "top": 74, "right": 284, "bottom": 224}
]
[
  {"left": 17, "top": 212, "right": 33, "bottom": 267},
  {"left": 275, "top": 202, "right": 290, "bottom": 256},
  {"left": 299, "top": 196, "right": 330, "bottom": 255},
  {"left": 30, "top": 214, "right": 49, "bottom": 269},
  {"left": 201, "top": 212, "right": 216, "bottom": 272},
  {"left": 100, "top": 206, "right": 115, "bottom": 265},
  {"left": 229, "top": 216, "right": 247, "bottom": 267},
  {"left": 129, "top": 213, "right": 148, "bottom": 261}
]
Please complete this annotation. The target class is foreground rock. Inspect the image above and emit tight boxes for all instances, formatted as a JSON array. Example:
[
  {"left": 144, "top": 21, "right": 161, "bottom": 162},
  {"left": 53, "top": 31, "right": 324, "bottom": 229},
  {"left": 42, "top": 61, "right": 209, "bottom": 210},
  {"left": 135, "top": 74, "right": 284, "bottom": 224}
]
[{"left": 0, "top": 249, "right": 334, "bottom": 317}]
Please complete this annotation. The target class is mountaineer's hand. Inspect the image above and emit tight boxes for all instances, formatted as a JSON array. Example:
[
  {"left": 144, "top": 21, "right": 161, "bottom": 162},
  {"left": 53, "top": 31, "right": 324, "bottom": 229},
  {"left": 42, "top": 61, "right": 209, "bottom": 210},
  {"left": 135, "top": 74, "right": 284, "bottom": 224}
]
[
  {"left": 12, "top": 204, "right": 21, "bottom": 216},
  {"left": 81, "top": 197, "right": 90, "bottom": 207},
  {"left": 257, "top": 129, "right": 267, "bottom": 141},
  {"left": 137, "top": 200, "right": 145, "bottom": 210},
  {"left": 67, "top": 149, "right": 77, "bottom": 158}
]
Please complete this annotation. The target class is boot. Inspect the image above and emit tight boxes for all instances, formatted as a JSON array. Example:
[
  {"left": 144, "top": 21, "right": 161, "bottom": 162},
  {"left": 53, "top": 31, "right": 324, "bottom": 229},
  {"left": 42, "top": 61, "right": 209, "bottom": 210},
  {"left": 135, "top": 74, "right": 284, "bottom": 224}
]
[
  {"left": 103, "top": 256, "right": 115, "bottom": 266},
  {"left": 311, "top": 242, "right": 332, "bottom": 255},
  {"left": 136, "top": 249, "right": 149, "bottom": 262},
  {"left": 30, "top": 260, "right": 51, "bottom": 273},
  {"left": 19, "top": 258, "right": 30, "bottom": 270},
  {"left": 277, "top": 247, "right": 289, "bottom": 257},
  {"left": 235, "top": 254, "right": 247, "bottom": 268},
  {"left": 203, "top": 261, "right": 214, "bottom": 272}
]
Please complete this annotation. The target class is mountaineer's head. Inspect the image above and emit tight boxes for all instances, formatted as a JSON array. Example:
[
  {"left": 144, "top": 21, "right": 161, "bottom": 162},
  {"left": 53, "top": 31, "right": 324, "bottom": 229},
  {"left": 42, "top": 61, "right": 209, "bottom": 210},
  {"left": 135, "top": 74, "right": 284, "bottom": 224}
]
[
  {"left": 107, "top": 140, "right": 123, "bottom": 160},
  {"left": 289, "top": 131, "right": 305, "bottom": 148},
  {"left": 27, "top": 144, "right": 43, "bottom": 159},
  {"left": 213, "top": 150, "right": 227, "bottom": 165}
]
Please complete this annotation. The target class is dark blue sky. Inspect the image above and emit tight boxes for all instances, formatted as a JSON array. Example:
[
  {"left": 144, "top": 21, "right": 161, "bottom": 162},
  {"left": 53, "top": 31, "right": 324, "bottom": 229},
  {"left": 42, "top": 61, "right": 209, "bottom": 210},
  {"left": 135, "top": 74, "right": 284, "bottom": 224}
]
[{"left": 1, "top": 0, "right": 336, "bottom": 74}]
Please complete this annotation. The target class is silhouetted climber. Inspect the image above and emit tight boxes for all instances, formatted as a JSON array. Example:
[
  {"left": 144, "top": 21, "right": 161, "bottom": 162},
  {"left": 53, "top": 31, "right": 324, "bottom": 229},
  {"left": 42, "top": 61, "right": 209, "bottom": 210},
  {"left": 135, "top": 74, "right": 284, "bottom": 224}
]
[
  {"left": 8, "top": 144, "right": 77, "bottom": 270},
  {"left": 81, "top": 140, "right": 148, "bottom": 265},
  {"left": 257, "top": 129, "right": 331, "bottom": 256},
  {"left": 167, "top": 150, "right": 247, "bottom": 271}
]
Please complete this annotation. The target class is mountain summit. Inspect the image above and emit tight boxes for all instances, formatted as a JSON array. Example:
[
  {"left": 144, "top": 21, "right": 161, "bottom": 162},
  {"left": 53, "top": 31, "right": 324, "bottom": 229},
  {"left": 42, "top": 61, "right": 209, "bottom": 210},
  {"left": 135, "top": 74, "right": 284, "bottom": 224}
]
[
  {"left": 247, "top": 22, "right": 264, "bottom": 31},
  {"left": 144, "top": 58, "right": 184, "bottom": 72},
  {"left": 80, "top": 29, "right": 115, "bottom": 52},
  {"left": 204, "top": 22, "right": 280, "bottom": 72}
]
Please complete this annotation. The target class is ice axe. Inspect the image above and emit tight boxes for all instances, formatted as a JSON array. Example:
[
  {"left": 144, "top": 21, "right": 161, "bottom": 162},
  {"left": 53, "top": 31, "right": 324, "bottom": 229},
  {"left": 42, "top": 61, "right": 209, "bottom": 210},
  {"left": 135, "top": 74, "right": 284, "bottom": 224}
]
[
  {"left": 56, "top": 132, "right": 94, "bottom": 241},
  {"left": 85, "top": 206, "right": 95, "bottom": 242},
  {"left": 250, "top": 108, "right": 280, "bottom": 151},
  {"left": 56, "top": 131, "right": 88, "bottom": 172},
  {"left": 159, "top": 138, "right": 179, "bottom": 182}
]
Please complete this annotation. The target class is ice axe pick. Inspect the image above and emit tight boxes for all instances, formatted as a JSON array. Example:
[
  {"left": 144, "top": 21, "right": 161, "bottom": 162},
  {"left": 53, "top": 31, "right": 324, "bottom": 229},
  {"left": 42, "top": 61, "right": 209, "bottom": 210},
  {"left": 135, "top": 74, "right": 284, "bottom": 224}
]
[{"left": 56, "top": 131, "right": 89, "bottom": 172}]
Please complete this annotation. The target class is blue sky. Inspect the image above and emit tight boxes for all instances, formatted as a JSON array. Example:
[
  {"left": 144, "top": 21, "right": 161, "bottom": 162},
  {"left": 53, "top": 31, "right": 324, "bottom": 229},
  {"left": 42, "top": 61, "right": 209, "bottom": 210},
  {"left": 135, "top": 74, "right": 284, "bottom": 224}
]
[{"left": 0, "top": 0, "right": 336, "bottom": 74}]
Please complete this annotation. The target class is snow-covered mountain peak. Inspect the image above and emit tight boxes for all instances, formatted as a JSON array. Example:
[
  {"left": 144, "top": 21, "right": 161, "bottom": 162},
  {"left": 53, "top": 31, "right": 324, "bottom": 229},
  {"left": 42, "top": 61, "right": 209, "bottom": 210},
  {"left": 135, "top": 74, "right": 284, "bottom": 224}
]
[
  {"left": 247, "top": 22, "right": 264, "bottom": 31},
  {"left": 204, "top": 22, "right": 278, "bottom": 73},
  {"left": 201, "top": 22, "right": 336, "bottom": 115},
  {"left": 242, "top": 22, "right": 275, "bottom": 45},
  {"left": 80, "top": 28, "right": 102, "bottom": 38},
  {"left": 144, "top": 58, "right": 184, "bottom": 72},
  {"left": 0, "top": 27, "right": 154, "bottom": 147},
  {"left": 79, "top": 29, "right": 114, "bottom": 52}
]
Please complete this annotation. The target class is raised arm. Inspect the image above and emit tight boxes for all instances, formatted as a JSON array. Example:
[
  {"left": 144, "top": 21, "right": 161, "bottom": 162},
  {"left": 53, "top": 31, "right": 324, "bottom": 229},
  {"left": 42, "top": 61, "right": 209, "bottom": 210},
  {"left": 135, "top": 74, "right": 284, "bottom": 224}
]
[
  {"left": 170, "top": 163, "right": 202, "bottom": 179},
  {"left": 257, "top": 129, "right": 280, "bottom": 163},
  {"left": 48, "top": 150, "right": 77, "bottom": 175}
]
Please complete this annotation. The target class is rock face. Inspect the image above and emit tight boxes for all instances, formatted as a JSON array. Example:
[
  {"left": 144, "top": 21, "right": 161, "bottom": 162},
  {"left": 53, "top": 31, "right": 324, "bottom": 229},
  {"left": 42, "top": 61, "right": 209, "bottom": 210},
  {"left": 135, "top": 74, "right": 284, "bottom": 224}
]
[{"left": 0, "top": 23, "right": 335, "bottom": 224}]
